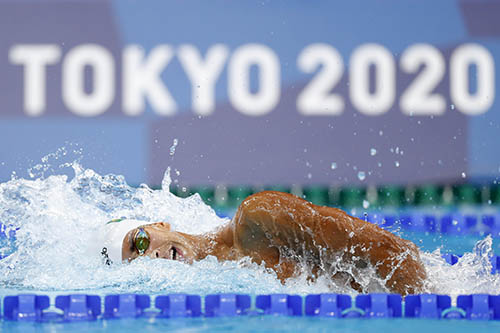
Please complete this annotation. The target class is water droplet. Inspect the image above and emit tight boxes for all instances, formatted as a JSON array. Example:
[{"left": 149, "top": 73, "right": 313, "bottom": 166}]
[
  {"left": 331, "top": 162, "right": 337, "bottom": 170},
  {"left": 450, "top": 104, "right": 455, "bottom": 110},
  {"left": 461, "top": 172, "right": 466, "bottom": 178},
  {"left": 370, "top": 148, "right": 377, "bottom": 156},
  {"left": 307, "top": 173, "right": 312, "bottom": 179},
  {"left": 357, "top": 171, "right": 366, "bottom": 181},
  {"left": 379, "top": 130, "right": 383, "bottom": 136},
  {"left": 363, "top": 199, "right": 370, "bottom": 209},
  {"left": 395, "top": 161, "right": 400, "bottom": 167},
  {"left": 169, "top": 139, "right": 179, "bottom": 156}
]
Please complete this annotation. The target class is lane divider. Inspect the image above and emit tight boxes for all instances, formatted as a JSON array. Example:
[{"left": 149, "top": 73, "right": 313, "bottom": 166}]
[
  {"left": 355, "top": 213, "right": 500, "bottom": 237},
  {"left": 2, "top": 293, "right": 500, "bottom": 321},
  {"left": 172, "top": 184, "right": 500, "bottom": 208}
]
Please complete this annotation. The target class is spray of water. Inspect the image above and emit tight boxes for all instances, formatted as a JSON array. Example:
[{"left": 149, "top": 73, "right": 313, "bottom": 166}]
[{"left": 0, "top": 156, "right": 498, "bottom": 297}]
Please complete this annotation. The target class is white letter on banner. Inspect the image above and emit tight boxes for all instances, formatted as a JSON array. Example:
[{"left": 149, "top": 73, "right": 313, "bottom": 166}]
[
  {"left": 9, "top": 44, "right": 61, "bottom": 116},
  {"left": 349, "top": 44, "right": 395, "bottom": 116},
  {"left": 297, "top": 43, "right": 345, "bottom": 115},
  {"left": 450, "top": 43, "right": 495, "bottom": 115},
  {"left": 178, "top": 44, "right": 229, "bottom": 116},
  {"left": 123, "top": 45, "right": 177, "bottom": 116},
  {"left": 400, "top": 44, "right": 446, "bottom": 116},
  {"left": 62, "top": 44, "right": 115, "bottom": 116},
  {"left": 228, "top": 44, "right": 280, "bottom": 116}
]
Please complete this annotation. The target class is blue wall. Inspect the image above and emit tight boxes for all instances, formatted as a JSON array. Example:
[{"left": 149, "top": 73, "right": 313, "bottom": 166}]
[{"left": 0, "top": 0, "right": 498, "bottom": 186}]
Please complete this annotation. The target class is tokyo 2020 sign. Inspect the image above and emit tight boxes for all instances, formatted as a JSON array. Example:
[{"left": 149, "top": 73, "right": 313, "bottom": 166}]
[{"left": 0, "top": 0, "right": 498, "bottom": 186}]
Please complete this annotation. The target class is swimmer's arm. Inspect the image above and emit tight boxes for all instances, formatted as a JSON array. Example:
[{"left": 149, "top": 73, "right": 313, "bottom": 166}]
[
  {"left": 318, "top": 206, "right": 427, "bottom": 295},
  {"left": 232, "top": 191, "right": 426, "bottom": 295},
  {"left": 311, "top": 205, "right": 428, "bottom": 295},
  {"left": 231, "top": 191, "right": 353, "bottom": 274},
  {"left": 232, "top": 191, "right": 353, "bottom": 254}
]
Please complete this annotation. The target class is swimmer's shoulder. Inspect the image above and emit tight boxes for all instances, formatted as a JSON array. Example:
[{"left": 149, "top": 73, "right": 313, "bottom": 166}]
[
  {"left": 239, "top": 190, "right": 312, "bottom": 209},
  {"left": 240, "top": 191, "right": 377, "bottom": 232},
  {"left": 238, "top": 190, "right": 346, "bottom": 217}
]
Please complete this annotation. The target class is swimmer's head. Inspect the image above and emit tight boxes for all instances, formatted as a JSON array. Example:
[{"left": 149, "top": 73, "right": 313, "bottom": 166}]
[{"left": 101, "top": 219, "right": 198, "bottom": 264}]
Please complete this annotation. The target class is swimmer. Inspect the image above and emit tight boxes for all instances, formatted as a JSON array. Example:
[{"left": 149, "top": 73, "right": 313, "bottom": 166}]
[{"left": 100, "top": 191, "right": 426, "bottom": 296}]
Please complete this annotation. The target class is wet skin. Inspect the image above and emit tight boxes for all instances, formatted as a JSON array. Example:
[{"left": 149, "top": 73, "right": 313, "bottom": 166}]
[{"left": 122, "top": 191, "right": 427, "bottom": 296}]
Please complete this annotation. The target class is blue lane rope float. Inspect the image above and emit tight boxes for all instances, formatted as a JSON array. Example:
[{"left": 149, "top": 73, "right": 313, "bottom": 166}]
[
  {"left": 440, "top": 254, "right": 500, "bottom": 274},
  {"left": 104, "top": 294, "right": 150, "bottom": 319},
  {"left": 404, "top": 294, "right": 452, "bottom": 319},
  {"left": 2, "top": 293, "right": 500, "bottom": 321},
  {"left": 3, "top": 295, "right": 50, "bottom": 321},
  {"left": 205, "top": 294, "right": 249, "bottom": 317},
  {"left": 355, "top": 213, "right": 500, "bottom": 236},
  {"left": 355, "top": 294, "right": 403, "bottom": 318},
  {"left": 256, "top": 294, "right": 302, "bottom": 316},
  {"left": 55, "top": 295, "right": 101, "bottom": 321},
  {"left": 305, "top": 294, "right": 352, "bottom": 317},
  {"left": 156, "top": 294, "right": 202, "bottom": 318}
]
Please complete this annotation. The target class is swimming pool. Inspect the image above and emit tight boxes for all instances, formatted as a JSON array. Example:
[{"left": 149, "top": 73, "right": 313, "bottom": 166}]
[{"left": 0, "top": 164, "right": 499, "bottom": 331}]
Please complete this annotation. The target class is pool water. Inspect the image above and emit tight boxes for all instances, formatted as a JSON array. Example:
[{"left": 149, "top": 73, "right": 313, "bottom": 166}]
[
  {"left": 2, "top": 315, "right": 500, "bottom": 333},
  {"left": 0, "top": 161, "right": 499, "bottom": 331}
]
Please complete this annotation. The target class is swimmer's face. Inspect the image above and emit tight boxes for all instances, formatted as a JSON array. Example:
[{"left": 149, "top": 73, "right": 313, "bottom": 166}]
[{"left": 121, "top": 222, "right": 197, "bottom": 263}]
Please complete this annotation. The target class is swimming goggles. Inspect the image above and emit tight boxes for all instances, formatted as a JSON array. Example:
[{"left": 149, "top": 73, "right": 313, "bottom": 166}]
[{"left": 133, "top": 227, "right": 150, "bottom": 255}]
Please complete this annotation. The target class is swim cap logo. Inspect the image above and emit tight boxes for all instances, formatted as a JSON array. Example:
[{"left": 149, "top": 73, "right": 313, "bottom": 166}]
[
  {"left": 101, "top": 247, "right": 113, "bottom": 265},
  {"left": 100, "top": 218, "right": 123, "bottom": 264}
]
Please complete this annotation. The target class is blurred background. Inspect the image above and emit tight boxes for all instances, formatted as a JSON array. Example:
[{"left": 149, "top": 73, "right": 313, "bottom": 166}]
[{"left": 0, "top": 0, "right": 499, "bottom": 213}]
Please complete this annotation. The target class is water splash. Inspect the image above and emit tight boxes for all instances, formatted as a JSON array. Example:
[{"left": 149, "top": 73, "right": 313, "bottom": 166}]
[
  {"left": 357, "top": 171, "right": 366, "bottom": 181},
  {"left": 0, "top": 160, "right": 332, "bottom": 295},
  {"left": 0, "top": 159, "right": 499, "bottom": 296},
  {"left": 169, "top": 139, "right": 179, "bottom": 156},
  {"left": 421, "top": 236, "right": 500, "bottom": 298}
]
